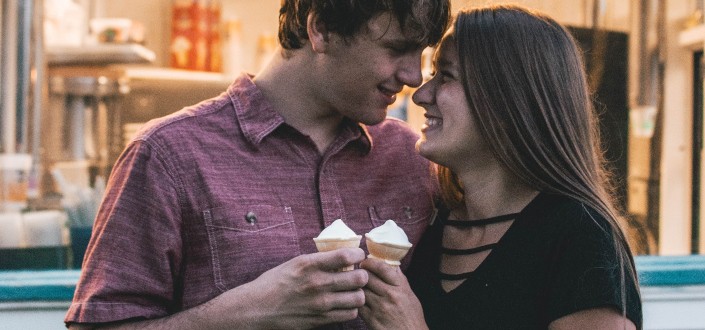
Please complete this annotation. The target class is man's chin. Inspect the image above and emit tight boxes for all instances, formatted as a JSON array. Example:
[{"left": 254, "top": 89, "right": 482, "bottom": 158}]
[{"left": 357, "top": 113, "right": 388, "bottom": 126}]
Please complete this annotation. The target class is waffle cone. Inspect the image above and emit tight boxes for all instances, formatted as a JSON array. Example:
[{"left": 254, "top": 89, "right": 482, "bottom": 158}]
[
  {"left": 313, "top": 235, "right": 362, "bottom": 252},
  {"left": 365, "top": 236, "right": 411, "bottom": 266}
]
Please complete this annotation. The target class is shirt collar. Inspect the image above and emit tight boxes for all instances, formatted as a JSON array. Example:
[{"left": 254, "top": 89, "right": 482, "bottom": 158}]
[
  {"left": 228, "top": 74, "right": 286, "bottom": 146},
  {"left": 339, "top": 118, "right": 373, "bottom": 153},
  {"left": 228, "top": 74, "right": 373, "bottom": 152}
]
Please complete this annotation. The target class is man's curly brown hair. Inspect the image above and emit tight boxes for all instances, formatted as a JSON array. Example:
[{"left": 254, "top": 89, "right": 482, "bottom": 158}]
[{"left": 278, "top": 0, "right": 451, "bottom": 50}]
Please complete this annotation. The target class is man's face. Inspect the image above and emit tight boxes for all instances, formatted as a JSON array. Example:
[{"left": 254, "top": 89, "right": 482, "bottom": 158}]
[{"left": 314, "top": 13, "right": 426, "bottom": 125}]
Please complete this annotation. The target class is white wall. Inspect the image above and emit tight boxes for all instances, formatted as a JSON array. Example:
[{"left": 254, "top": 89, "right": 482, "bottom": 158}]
[
  {"left": 453, "top": 0, "right": 630, "bottom": 31},
  {"left": 660, "top": 0, "right": 698, "bottom": 255}
]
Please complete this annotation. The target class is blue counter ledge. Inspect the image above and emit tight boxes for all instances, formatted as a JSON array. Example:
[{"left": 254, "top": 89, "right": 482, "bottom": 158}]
[
  {"left": 1, "top": 256, "right": 705, "bottom": 302},
  {"left": 0, "top": 270, "right": 81, "bottom": 301},
  {"left": 636, "top": 255, "right": 705, "bottom": 286}
]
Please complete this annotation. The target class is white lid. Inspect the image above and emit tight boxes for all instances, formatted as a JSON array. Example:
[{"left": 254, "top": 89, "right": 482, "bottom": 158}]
[
  {"left": 0, "top": 211, "right": 24, "bottom": 248},
  {"left": 0, "top": 153, "right": 32, "bottom": 170}
]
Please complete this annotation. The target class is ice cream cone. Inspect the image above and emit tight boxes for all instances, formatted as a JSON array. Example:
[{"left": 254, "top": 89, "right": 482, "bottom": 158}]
[
  {"left": 365, "top": 235, "right": 411, "bottom": 266},
  {"left": 314, "top": 219, "right": 362, "bottom": 271},
  {"left": 313, "top": 236, "right": 363, "bottom": 252}
]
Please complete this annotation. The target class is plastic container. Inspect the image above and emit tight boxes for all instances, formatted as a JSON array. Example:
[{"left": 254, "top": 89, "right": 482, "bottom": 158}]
[
  {"left": 44, "top": 0, "right": 87, "bottom": 47},
  {"left": 22, "top": 210, "right": 68, "bottom": 247},
  {"left": 0, "top": 153, "right": 32, "bottom": 212},
  {"left": 0, "top": 212, "right": 24, "bottom": 248},
  {"left": 0, "top": 210, "right": 71, "bottom": 270}
]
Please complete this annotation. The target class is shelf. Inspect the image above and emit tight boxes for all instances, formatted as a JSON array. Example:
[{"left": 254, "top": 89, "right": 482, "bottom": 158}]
[
  {"left": 123, "top": 66, "right": 231, "bottom": 83},
  {"left": 46, "top": 44, "right": 156, "bottom": 66},
  {"left": 679, "top": 24, "right": 705, "bottom": 50}
]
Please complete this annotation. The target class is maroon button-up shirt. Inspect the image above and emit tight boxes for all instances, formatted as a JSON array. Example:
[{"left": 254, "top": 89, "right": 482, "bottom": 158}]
[{"left": 65, "top": 74, "right": 436, "bottom": 329}]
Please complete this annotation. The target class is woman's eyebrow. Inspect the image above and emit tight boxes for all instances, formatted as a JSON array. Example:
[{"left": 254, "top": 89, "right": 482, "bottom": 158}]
[{"left": 435, "top": 57, "right": 454, "bottom": 69}]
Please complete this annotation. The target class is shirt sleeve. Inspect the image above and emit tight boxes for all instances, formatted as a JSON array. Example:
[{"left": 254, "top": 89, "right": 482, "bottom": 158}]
[
  {"left": 546, "top": 208, "right": 641, "bottom": 326},
  {"left": 65, "top": 139, "right": 184, "bottom": 325}
]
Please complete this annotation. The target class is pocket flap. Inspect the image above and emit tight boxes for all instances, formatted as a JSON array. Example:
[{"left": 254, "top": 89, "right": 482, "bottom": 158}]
[{"left": 205, "top": 205, "right": 294, "bottom": 233}]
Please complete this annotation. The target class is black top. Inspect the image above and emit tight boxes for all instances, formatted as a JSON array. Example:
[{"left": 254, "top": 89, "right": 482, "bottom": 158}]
[{"left": 407, "top": 193, "right": 642, "bottom": 329}]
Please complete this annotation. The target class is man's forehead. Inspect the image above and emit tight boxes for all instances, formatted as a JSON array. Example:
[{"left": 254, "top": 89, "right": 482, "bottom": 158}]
[{"left": 363, "top": 12, "right": 426, "bottom": 45}]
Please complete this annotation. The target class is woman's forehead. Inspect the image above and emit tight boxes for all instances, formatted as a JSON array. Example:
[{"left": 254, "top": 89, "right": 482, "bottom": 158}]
[{"left": 434, "top": 34, "right": 458, "bottom": 65}]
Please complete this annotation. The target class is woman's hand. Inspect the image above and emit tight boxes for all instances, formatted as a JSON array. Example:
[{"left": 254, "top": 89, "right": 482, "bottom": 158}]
[{"left": 359, "top": 258, "right": 428, "bottom": 330}]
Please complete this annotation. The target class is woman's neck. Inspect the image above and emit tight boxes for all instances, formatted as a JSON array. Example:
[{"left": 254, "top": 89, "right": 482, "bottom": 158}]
[{"left": 455, "top": 165, "right": 539, "bottom": 220}]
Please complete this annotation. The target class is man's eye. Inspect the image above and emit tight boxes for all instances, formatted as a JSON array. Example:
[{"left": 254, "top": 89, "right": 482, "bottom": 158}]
[{"left": 389, "top": 46, "right": 407, "bottom": 54}]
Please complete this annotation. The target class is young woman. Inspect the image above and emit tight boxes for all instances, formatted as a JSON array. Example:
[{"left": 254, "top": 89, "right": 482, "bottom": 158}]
[{"left": 360, "top": 5, "right": 642, "bottom": 329}]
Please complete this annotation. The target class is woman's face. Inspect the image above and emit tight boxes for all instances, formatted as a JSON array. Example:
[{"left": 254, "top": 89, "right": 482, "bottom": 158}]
[{"left": 413, "top": 33, "right": 490, "bottom": 170}]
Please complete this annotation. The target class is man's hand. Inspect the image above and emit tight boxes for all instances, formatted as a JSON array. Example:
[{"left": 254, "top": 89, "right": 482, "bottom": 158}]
[
  {"left": 359, "top": 258, "right": 427, "bottom": 330},
  {"left": 227, "top": 247, "right": 369, "bottom": 329}
]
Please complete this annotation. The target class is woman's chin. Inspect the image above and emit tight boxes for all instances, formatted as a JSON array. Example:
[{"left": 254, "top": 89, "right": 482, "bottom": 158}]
[{"left": 416, "top": 139, "right": 439, "bottom": 163}]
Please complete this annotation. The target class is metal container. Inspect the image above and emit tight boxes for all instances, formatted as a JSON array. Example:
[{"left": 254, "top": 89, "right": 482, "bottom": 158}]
[{"left": 47, "top": 69, "right": 129, "bottom": 185}]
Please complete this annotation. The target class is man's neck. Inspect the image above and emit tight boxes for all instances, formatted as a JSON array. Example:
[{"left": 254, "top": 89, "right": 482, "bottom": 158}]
[{"left": 253, "top": 48, "right": 344, "bottom": 153}]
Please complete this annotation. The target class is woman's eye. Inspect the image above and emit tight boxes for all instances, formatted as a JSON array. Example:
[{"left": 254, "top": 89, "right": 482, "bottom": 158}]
[{"left": 439, "top": 70, "right": 454, "bottom": 80}]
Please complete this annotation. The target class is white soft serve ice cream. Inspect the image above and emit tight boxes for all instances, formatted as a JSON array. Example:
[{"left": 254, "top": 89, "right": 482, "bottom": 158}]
[
  {"left": 316, "top": 219, "right": 358, "bottom": 240},
  {"left": 365, "top": 220, "right": 412, "bottom": 247}
]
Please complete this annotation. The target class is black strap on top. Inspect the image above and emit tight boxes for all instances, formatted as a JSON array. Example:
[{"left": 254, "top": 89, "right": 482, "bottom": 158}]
[
  {"left": 439, "top": 271, "right": 475, "bottom": 281},
  {"left": 441, "top": 242, "right": 498, "bottom": 255},
  {"left": 443, "top": 212, "right": 519, "bottom": 227},
  {"left": 438, "top": 212, "right": 519, "bottom": 281},
  {"left": 437, "top": 243, "right": 498, "bottom": 280}
]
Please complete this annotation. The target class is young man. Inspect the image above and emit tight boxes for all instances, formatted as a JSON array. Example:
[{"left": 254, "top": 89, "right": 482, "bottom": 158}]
[{"left": 65, "top": 1, "right": 450, "bottom": 329}]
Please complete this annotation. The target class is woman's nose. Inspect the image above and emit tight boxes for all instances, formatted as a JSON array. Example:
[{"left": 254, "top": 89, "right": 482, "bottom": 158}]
[{"left": 412, "top": 80, "right": 433, "bottom": 106}]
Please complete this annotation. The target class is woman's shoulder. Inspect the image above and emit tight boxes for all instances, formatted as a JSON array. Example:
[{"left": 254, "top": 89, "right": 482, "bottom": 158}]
[{"left": 525, "top": 193, "right": 613, "bottom": 235}]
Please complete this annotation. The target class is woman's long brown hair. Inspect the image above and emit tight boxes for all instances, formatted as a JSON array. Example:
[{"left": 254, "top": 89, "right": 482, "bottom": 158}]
[{"left": 438, "top": 4, "right": 640, "bottom": 325}]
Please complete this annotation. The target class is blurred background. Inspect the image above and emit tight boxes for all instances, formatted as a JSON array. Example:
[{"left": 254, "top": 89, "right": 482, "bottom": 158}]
[{"left": 0, "top": 0, "right": 704, "bottom": 328}]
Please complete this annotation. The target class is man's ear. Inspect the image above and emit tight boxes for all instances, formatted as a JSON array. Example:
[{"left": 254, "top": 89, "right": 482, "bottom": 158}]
[{"left": 307, "top": 13, "right": 329, "bottom": 53}]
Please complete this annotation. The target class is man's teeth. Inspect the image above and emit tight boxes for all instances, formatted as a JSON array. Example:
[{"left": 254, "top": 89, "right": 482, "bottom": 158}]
[{"left": 426, "top": 117, "right": 442, "bottom": 127}]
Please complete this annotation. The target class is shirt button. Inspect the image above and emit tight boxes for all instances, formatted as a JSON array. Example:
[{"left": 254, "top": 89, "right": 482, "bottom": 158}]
[
  {"left": 245, "top": 211, "right": 257, "bottom": 225},
  {"left": 403, "top": 206, "right": 413, "bottom": 219}
]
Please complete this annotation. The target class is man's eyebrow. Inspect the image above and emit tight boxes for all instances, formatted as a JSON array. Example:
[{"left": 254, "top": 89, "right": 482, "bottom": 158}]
[{"left": 386, "top": 38, "right": 425, "bottom": 50}]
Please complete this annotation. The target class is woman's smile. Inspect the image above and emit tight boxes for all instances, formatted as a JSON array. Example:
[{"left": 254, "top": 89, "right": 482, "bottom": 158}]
[{"left": 421, "top": 114, "right": 443, "bottom": 133}]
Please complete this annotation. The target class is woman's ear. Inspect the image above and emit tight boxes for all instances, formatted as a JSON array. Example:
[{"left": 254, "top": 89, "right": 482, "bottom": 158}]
[{"left": 307, "top": 13, "right": 329, "bottom": 53}]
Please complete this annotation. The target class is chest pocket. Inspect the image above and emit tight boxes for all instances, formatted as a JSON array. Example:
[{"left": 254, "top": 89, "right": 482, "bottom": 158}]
[
  {"left": 204, "top": 204, "right": 300, "bottom": 292},
  {"left": 367, "top": 199, "right": 434, "bottom": 268}
]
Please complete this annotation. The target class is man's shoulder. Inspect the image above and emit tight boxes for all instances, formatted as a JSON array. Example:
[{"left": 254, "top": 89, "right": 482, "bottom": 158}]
[
  {"left": 133, "top": 94, "right": 233, "bottom": 143},
  {"left": 363, "top": 118, "right": 428, "bottom": 169}
]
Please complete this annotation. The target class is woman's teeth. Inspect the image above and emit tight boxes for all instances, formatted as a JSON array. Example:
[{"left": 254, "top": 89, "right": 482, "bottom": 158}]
[{"left": 425, "top": 117, "right": 442, "bottom": 127}]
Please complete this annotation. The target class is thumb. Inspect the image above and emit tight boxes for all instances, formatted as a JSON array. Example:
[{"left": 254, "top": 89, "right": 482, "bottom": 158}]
[{"left": 360, "top": 257, "right": 404, "bottom": 286}]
